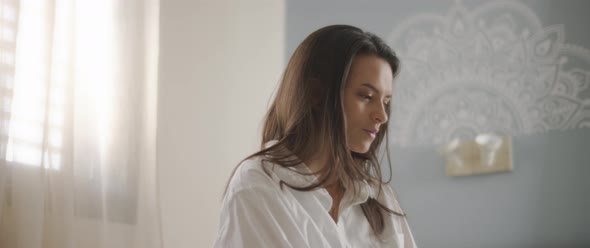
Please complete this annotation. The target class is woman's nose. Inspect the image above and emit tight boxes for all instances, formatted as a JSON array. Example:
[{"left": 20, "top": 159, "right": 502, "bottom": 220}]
[{"left": 372, "top": 105, "right": 388, "bottom": 123}]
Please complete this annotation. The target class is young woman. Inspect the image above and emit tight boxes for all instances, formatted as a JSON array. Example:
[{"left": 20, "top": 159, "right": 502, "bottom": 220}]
[{"left": 214, "top": 25, "right": 417, "bottom": 248}]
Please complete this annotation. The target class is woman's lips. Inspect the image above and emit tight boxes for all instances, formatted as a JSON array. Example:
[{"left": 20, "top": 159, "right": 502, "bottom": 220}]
[{"left": 363, "top": 129, "right": 377, "bottom": 138}]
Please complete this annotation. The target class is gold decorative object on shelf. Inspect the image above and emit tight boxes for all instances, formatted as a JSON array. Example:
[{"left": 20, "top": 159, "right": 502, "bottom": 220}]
[{"left": 438, "top": 134, "right": 513, "bottom": 176}]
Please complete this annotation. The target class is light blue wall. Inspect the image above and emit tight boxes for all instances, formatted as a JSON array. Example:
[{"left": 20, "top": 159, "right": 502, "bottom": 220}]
[
  {"left": 287, "top": 1, "right": 590, "bottom": 247},
  {"left": 390, "top": 129, "right": 590, "bottom": 247},
  {"left": 287, "top": 0, "right": 590, "bottom": 59}
]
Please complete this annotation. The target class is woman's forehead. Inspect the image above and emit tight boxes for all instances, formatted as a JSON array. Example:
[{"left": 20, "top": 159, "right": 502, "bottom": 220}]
[{"left": 346, "top": 55, "right": 393, "bottom": 94}]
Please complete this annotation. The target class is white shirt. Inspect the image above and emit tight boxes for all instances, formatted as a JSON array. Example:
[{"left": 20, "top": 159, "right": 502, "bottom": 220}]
[{"left": 214, "top": 155, "right": 417, "bottom": 248}]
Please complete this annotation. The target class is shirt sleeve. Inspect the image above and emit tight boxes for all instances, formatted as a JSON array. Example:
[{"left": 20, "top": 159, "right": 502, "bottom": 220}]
[{"left": 213, "top": 187, "right": 311, "bottom": 248}]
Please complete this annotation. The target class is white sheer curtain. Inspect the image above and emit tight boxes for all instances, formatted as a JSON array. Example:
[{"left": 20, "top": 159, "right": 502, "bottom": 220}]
[{"left": 0, "top": 0, "right": 162, "bottom": 247}]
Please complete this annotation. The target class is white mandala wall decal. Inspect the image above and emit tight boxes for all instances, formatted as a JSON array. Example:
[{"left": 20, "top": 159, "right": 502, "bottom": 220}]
[{"left": 387, "top": 0, "right": 590, "bottom": 146}]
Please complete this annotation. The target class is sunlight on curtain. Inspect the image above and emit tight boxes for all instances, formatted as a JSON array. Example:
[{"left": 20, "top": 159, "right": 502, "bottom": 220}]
[{"left": 0, "top": 0, "right": 162, "bottom": 247}]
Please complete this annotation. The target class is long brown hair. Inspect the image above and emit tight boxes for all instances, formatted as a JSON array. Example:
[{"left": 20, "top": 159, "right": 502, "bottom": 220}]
[{"left": 230, "top": 25, "right": 404, "bottom": 236}]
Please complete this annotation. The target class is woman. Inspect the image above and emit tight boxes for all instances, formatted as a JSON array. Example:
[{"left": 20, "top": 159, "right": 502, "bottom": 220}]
[{"left": 214, "top": 25, "right": 417, "bottom": 247}]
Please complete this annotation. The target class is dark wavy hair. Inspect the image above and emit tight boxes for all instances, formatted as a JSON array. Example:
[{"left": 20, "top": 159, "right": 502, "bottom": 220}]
[{"left": 229, "top": 24, "right": 405, "bottom": 236}]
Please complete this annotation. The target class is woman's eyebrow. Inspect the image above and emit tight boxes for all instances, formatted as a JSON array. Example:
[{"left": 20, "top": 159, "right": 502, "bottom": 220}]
[{"left": 361, "top": 83, "right": 392, "bottom": 98}]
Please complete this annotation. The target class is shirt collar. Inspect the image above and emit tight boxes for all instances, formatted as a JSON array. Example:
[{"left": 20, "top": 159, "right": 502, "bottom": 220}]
[
  {"left": 263, "top": 140, "right": 378, "bottom": 211},
  {"left": 342, "top": 179, "right": 378, "bottom": 207}
]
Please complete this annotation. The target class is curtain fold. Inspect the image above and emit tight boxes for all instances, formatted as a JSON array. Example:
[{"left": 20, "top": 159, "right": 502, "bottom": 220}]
[{"left": 0, "top": 0, "right": 162, "bottom": 247}]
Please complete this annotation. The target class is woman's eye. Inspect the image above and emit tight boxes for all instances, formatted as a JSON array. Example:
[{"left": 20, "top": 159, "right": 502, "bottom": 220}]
[{"left": 359, "top": 94, "right": 372, "bottom": 100}]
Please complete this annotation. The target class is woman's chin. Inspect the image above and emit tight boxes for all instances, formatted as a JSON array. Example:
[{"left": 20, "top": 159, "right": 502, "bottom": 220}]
[{"left": 348, "top": 142, "right": 371, "bottom": 154}]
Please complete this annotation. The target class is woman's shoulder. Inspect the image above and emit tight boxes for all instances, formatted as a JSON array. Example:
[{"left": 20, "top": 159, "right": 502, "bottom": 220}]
[
  {"left": 376, "top": 183, "right": 404, "bottom": 214},
  {"left": 225, "top": 156, "right": 279, "bottom": 195}
]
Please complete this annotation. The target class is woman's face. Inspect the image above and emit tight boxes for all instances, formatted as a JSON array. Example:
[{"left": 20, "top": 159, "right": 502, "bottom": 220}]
[{"left": 342, "top": 54, "right": 393, "bottom": 153}]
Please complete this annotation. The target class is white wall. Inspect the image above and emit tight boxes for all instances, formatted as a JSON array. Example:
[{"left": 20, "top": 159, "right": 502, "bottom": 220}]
[{"left": 158, "top": 1, "right": 285, "bottom": 247}]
